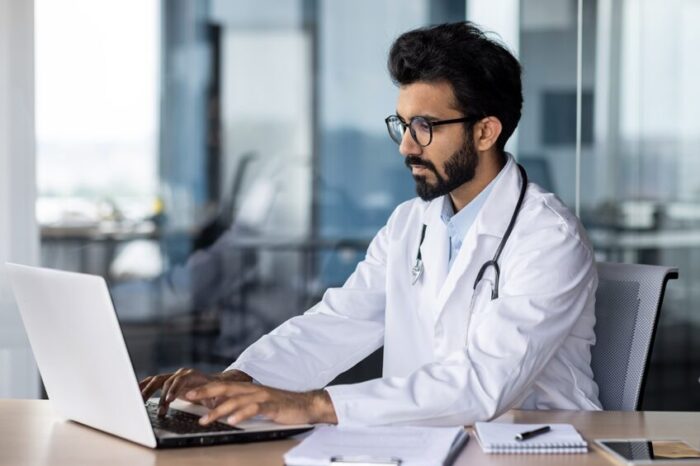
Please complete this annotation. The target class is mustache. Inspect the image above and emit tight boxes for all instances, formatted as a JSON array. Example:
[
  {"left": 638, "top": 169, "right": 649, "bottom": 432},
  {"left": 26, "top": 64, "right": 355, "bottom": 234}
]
[{"left": 404, "top": 156, "right": 437, "bottom": 173}]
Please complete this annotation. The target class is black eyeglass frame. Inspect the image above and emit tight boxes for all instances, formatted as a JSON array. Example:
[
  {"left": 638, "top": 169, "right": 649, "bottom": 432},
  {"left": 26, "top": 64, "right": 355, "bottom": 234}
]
[{"left": 384, "top": 114, "right": 482, "bottom": 147}]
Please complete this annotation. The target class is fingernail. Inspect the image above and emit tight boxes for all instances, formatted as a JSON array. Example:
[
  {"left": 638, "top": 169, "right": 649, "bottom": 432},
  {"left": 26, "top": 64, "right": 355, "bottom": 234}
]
[
  {"left": 227, "top": 415, "right": 237, "bottom": 425},
  {"left": 199, "top": 416, "right": 209, "bottom": 425},
  {"left": 186, "top": 390, "right": 196, "bottom": 399}
]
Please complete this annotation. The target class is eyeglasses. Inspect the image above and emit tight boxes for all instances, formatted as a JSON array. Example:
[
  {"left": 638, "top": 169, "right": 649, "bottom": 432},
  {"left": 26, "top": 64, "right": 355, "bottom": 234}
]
[{"left": 385, "top": 114, "right": 480, "bottom": 147}]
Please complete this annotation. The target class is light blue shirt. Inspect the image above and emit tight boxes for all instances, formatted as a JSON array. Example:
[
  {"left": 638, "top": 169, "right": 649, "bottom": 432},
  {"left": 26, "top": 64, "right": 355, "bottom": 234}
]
[{"left": 441, "top": 167, "right": 506, "bottom": 270}]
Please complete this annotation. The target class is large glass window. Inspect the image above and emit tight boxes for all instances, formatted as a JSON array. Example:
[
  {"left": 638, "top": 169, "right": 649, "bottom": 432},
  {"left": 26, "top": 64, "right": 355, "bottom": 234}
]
[
  {"left": 34, "top": 0, "right": 700, "bottom": 408},
  {"left": 582, "top": 0, "right": 700, "bottom": 410},
  {"left": 36, "top": 0, "right": 159, "bottom": 231},
  {"left": 518, "top": 0, "right": 699, "bottom": 410}
]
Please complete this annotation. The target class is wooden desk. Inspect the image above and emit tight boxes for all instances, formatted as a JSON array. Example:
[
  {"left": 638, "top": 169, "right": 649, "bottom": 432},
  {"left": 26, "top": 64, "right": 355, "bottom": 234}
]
[{"left": 2, "top": 400, "right": 700, "bottom": 465}]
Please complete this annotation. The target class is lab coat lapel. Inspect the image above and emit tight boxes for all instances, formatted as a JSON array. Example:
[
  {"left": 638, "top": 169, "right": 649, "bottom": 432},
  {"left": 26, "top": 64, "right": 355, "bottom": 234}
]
[
  {"left": 417, "top": 199, "right": 449, "bottom": 309},
  {"left": 434, "top": 155, "right": 524, "bottom": 317}
]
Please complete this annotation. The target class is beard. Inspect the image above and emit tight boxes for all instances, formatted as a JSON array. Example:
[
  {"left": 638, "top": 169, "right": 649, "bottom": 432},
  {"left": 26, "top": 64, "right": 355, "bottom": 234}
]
[{"left": 405, "top": 135, "right": 478, "bottom": 201}]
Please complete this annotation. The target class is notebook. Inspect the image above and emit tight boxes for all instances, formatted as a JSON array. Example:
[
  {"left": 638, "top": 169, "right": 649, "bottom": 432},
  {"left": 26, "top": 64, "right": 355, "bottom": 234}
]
[{"left": 474, "top": 422, "right": 588, "bottom": 454}]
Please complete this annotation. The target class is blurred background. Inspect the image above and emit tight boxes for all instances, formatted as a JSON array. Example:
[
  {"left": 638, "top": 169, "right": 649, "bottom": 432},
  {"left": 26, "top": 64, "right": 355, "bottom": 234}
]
[{"left": 1, "top": 0, "right": 698, "bottom": 410}]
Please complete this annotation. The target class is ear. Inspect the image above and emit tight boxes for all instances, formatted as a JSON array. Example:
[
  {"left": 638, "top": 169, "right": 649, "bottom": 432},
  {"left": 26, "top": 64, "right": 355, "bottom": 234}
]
[{"left": 473, "top": 117, "right": 503, "bottom": 152}]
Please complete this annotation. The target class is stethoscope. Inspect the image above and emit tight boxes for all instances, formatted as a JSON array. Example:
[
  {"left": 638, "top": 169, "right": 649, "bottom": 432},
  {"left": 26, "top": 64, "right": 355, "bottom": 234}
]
[{"left": 411, "top": 164, "right": 528, "bottom": 301}]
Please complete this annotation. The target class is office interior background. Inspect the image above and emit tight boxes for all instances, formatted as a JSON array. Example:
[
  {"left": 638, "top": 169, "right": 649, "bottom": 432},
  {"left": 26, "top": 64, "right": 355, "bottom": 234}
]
[{"left": 1, "top": 0, "right": 699, "bottom": 411}]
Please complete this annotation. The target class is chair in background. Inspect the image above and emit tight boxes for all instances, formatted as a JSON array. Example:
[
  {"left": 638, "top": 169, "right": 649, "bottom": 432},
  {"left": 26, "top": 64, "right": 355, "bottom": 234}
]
[{"left": 591, "top": 262, "right": 679, "bottom": 410}]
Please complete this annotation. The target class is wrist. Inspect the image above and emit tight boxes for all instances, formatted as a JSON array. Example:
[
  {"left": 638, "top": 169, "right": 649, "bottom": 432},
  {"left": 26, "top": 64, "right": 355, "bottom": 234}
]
[
  {"left": 217, "top": 369, "right": 253, "bottom": 383},
  {"left": 308, "top": 389, "right": 338, "bottom": 425}
]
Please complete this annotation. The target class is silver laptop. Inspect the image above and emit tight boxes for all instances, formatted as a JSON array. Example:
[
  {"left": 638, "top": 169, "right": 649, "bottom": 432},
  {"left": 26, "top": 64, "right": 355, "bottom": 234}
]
[{"left": 6, "top": 263, "right": 313, "bottom": 448}]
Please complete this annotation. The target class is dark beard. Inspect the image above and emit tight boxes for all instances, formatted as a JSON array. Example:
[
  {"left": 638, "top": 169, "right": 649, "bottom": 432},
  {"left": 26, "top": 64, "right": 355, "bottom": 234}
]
[{"left": 404, "top": 135, "right": 478, "bottom": 201}]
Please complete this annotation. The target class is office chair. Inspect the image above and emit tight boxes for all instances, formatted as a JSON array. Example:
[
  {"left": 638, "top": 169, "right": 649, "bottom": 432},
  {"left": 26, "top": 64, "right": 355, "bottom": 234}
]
[{"left": 591, "top": 262, "right": 679, "bottom": 411}]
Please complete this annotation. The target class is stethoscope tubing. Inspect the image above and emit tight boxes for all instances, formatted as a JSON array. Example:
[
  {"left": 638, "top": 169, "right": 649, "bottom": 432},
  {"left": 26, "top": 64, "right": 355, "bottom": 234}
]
[{"left": 411, "top": 163, "right": 529, "bottom": 301}]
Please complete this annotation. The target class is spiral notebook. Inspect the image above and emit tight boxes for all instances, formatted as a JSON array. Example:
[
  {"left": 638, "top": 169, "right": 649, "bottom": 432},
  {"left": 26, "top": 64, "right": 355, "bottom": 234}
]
[{"left": 474, "top": 422, "right": 588, "bottom": 454}]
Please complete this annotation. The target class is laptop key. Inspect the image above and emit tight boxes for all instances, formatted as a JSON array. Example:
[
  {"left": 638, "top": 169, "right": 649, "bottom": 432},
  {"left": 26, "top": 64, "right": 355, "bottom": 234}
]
[{"left": 146, "top": 401, "right": 241, "bottom": 434}]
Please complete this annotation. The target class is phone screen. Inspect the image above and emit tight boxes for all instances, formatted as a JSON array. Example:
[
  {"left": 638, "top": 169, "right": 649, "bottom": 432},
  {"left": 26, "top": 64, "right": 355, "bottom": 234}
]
[{"left": 600, "top": 440, "right": 700, "bottom": 462}]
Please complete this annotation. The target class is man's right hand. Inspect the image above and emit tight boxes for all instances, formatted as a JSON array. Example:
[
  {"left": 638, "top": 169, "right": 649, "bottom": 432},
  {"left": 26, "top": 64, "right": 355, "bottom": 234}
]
[{"left": 139, "top": 368, "right": 252, "bottom": 416}]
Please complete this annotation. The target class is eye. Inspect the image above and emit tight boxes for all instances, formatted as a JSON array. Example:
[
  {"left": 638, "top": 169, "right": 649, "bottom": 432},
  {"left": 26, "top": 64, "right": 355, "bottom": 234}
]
[{"left": 412, "top": 118, "right": 431, "bottom": 133}]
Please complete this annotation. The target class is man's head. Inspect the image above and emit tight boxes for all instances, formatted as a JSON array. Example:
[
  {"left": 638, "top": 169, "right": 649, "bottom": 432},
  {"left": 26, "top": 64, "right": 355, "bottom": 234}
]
[{"left": 387, "top": 22, "right": 522, "bottom": 202}]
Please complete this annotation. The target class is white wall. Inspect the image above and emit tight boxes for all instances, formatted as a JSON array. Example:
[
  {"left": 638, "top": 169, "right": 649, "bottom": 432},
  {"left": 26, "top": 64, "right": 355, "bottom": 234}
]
[
  {"left": 467, "top": 0, "right": 521, "bottom": 154},
  {"left": 0, "top": 0, "right": 40, "bottom": 398}
]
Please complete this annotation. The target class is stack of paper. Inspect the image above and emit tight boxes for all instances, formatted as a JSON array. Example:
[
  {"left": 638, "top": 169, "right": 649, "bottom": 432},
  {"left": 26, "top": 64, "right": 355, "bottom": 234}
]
[
  {"left": 474, "top": 422, "right": 588, "bottom": 454},
  {"left": 284, "top": 425, "right": 469, "bottom": 466}
]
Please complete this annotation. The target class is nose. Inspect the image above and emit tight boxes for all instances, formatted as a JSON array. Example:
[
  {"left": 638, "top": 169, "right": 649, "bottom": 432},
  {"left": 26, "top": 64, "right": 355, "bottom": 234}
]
[{"left": 398, "top": 127, "right": 421, "bottom": 158}]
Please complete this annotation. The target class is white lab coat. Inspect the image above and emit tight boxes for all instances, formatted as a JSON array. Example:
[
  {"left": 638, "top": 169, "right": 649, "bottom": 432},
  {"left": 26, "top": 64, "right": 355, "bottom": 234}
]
[{"left": 229, "top": 154, "right": 602, "bottom": 426}]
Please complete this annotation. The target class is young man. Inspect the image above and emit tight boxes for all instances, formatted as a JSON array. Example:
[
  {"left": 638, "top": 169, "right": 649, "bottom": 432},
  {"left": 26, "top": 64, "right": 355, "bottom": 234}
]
[{"left": 141, "top": 21, "right": 601, "bottom": 427}]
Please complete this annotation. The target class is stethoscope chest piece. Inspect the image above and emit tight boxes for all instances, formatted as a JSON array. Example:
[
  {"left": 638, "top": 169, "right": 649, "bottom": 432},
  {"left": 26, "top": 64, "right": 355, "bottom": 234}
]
[
  {"left": 411, "top": 224, "right": 428, "bottom": 286},
  {"left": 411, "top": 259, "right": 424, "bottom": 285}
]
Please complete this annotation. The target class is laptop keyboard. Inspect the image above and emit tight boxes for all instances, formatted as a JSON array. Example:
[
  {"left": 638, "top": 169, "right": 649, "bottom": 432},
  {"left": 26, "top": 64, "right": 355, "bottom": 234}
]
[{"left": 146, "top": 401, "right": 241, "bottom": 434}]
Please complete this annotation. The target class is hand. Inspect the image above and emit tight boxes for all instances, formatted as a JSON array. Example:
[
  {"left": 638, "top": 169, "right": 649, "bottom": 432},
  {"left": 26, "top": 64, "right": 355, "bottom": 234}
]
[
  {"left": 139, "top": 368, "right": 252, "bottom": 416},
  {"left": 185, "top": 381, "right": 338, "bottom": 426}
]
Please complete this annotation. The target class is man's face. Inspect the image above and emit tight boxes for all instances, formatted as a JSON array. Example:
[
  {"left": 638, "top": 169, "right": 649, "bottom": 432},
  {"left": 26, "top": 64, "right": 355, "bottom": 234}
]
[{"left": 395, "top": 81, "right": 478, "bottom": 201}]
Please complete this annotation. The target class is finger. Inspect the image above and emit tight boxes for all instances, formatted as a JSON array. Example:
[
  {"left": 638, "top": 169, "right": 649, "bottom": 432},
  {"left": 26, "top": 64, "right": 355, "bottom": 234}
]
[
  {"left": 161, "top": 368, "right": 192, "bottom": 401},
  {"left": 201, "top": 395, "right": 226, "bottom": 409},
  {"left": 139, "top": 377, "right": 154, "bottom": 399},
  {"left": 159, "top": 374, "right": 181, "bottom": 415},
  {"left": 141, "top": 375, "right": 167, "bottom": 401},
  {"left": 159, "top": 375, "right": 175, "bottom": 402},
  {"left": 186, "top": 382, "right": 256, "bottom": 402},
  {"left": 165, "top": 372, "right": 194, "bottom": 402},
  {"left": 199, "top": 392, "right": 265, "bottom": 425},
  {"left": 226, "top": 403, "right": 261, "bottom": 425},
  {"left": 138, "top": 376, "right": 153, "bottom": 391}
]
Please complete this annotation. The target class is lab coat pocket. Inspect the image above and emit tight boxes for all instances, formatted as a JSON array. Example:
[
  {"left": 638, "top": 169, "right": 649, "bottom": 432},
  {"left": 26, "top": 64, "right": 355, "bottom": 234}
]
[
  {"left": 469, "top": 278, "right": 495, "bottom": 316},
  {"left": 465, "top": 278, "right": 494, "bottom": 342}
]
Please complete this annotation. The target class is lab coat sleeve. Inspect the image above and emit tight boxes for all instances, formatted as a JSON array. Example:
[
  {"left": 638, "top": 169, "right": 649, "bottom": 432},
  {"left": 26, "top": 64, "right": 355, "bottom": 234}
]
[
  {"left": 225, "top": 217, "right": 392, "bottom": 391},
  {"left": 325, "top": 220, "right": 597, "bottom": 426}
]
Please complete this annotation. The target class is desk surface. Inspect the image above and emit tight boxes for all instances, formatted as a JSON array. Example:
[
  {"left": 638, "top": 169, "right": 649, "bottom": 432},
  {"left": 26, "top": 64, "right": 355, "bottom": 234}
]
[{"left": 3, "top": 400, "right": 700, "bottom": 466}]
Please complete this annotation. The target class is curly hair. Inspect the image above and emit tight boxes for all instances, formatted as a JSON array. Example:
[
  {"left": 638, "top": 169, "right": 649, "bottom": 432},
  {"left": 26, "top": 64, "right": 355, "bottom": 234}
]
[{"left": 388, "top": 21, "right": 523, "bottom": 152}]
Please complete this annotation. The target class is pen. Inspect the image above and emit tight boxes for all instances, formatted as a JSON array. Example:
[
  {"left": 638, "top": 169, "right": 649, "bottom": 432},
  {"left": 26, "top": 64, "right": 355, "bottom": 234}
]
[
  {"left": 515, "top": 425, "right": 551, "bottom": 441},
  {"left": 330, "top": 455, "right": 402, "bottom": 465}
]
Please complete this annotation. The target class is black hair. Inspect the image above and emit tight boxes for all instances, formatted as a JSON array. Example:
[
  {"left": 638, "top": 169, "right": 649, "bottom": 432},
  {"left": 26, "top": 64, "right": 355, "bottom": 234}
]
[{"left": 388, "top": 21, "right": 523, "bottom": 153}]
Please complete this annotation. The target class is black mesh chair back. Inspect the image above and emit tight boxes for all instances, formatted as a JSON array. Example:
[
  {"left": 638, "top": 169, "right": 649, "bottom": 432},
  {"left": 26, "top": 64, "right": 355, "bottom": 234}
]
[{"left": 592, "top": 262, "right": 678, "bottom": 410}]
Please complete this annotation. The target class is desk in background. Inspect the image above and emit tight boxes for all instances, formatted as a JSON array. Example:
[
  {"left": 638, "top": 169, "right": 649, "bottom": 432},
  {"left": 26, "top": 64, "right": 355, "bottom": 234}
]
[
  {"left": 3, "top": 400, "right": 700, "bottom": 466},
  {"left": 40, "top": 221, "right": 158, "bottom": 279}
]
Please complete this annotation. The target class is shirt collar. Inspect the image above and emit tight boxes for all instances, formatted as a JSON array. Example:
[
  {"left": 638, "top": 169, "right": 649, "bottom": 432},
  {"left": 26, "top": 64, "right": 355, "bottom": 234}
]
[{"left": 439, "top": 160, "right": 507, "bottom": 242}]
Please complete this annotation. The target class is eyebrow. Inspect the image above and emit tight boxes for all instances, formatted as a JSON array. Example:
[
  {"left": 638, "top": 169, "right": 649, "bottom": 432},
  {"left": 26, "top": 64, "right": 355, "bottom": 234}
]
[{"left": 395, "top": 111, "right": 443, "bottom": 121}]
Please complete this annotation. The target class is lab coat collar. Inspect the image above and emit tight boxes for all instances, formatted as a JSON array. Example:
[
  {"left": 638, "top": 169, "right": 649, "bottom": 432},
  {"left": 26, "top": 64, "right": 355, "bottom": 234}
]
[
  {"left": 472, "top": 153, "right": 523, "bottom": 239},
  {"left": 424, "top": 152, "right": 522, "bottom": 240},
  {"left": 418, "top": 197, "right": 450, "bottom": 300},
  {"left": 430, "top": 153, "right": 524, "bottom": 315}
]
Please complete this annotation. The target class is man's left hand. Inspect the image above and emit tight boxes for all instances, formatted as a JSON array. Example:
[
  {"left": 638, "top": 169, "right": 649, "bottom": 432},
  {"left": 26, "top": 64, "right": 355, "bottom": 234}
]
[{"left": 185, "top": 382, "right": 338, "bottom": 426}]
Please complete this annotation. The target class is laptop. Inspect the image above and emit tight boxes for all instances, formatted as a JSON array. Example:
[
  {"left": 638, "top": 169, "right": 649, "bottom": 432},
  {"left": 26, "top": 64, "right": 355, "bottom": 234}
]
[{"left": 6, "top": 263, "right": 313, "bottom": 448}]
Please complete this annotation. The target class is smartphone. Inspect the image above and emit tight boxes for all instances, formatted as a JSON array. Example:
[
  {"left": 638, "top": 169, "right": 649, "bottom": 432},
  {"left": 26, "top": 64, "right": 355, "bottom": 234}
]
[{"left": 596, "top": 439, "right": 700, "bottom": 465}]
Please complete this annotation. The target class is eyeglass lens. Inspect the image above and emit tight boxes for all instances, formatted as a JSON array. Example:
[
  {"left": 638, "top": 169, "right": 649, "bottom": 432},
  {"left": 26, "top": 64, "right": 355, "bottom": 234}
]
[{"left": 386, "top": 116, "right": 432, "bottom": 147}]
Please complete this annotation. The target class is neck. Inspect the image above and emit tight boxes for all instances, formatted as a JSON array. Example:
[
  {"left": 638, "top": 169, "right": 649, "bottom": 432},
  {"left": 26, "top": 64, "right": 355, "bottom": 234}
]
[{"left": 449, "top": 151, "right": 506, "bottom": 213}]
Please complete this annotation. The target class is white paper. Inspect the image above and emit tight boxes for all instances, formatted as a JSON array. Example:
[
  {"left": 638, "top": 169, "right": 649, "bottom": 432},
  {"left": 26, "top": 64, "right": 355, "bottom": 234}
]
[{"left": 284, "top": 425, "right": 466, "bottom": 466}]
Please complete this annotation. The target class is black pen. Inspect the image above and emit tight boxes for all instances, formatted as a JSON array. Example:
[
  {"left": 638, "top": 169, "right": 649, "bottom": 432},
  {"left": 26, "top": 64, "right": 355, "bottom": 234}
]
[{"left": 515, "top": 425, "right": 551, "bottom": 441}]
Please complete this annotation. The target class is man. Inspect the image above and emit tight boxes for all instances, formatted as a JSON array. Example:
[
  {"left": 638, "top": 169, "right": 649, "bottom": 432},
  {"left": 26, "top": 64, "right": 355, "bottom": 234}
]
[{"left": 141, "top": 21, "right": 601, "bottom": 427}]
